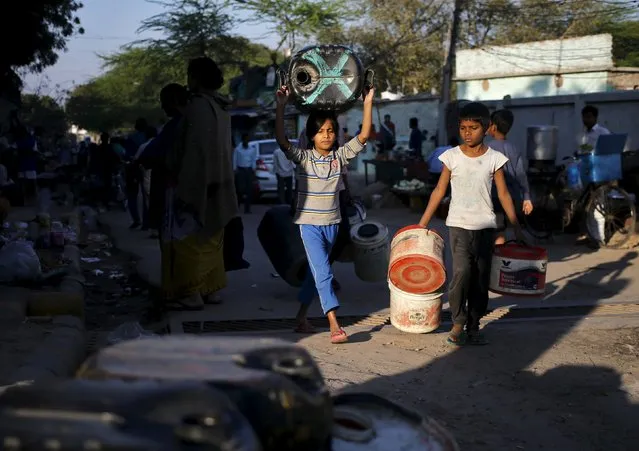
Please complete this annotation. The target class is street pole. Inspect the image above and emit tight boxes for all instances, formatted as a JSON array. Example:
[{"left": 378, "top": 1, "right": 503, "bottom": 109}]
[{"left": 438, "top": 0, "right": 464, "bottom": 146}]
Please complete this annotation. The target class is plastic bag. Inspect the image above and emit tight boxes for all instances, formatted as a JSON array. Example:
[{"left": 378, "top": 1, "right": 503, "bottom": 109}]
[
  {"left": 106, "top": 322, "right": 156, "bottom": 345},
  {"left": 0, "top": 240, "right": 42, "bottom": 283}
]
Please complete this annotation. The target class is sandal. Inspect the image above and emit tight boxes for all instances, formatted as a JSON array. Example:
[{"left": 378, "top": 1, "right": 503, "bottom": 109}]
[
  {"left": 447, "top": 327, "right": 467, "bottom": 346},
  {"left": 331, "top": 329, "right": 348, "bottom": 344},
  {"left": 294, "top": 320, "right": 317, "bottom": 334}
]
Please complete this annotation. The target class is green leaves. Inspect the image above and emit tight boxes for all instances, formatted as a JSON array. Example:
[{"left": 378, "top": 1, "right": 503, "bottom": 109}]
[
  {"left": 233, "top": 0, "right": 346, "bottom": 50},
  {"left": 1, "top": 1, "right": 84, "bottom": 72}
]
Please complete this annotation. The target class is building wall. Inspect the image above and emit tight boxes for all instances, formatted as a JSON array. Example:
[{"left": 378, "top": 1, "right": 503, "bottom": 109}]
[
  {"left": 456, "top": 34, "right": 614, "bottom": 80},
  {"left": 457, "top": 72, "right": 611, "bottom": 101},
  {"left": 481, "top": 91, "right": 639, "bottom": 161}
]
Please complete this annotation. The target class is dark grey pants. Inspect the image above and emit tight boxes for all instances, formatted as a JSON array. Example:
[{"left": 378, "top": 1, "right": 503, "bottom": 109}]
[
  {"left": 276, "top": 175, "right": 293, "bottom": 205},
  {"left": 448, "top": 227, "right": 495, "bottom": 331},
  {"left": 235, "top": 167, "right": 254, "bottom": 213}
]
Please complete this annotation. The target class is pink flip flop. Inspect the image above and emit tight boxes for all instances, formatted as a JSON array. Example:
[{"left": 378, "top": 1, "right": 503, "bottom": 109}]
[{"left": 331, "top": 329, "right": 348, "bottom": 344}]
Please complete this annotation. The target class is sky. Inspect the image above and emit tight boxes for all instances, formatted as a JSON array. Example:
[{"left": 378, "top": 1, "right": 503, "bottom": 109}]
[{"left": 22, "top": 0, "right": 279, "bottom": 95}]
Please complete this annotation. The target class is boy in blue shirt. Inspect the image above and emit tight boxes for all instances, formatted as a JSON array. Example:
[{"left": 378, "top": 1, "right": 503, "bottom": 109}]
[{"left": 487, "top": 109, "right": 533, "bottom": 245}]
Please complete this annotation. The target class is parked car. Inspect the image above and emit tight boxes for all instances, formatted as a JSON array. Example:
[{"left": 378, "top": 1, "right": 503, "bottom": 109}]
[{"left": 249, "top": 139, "right": 298, "bottom": 197}]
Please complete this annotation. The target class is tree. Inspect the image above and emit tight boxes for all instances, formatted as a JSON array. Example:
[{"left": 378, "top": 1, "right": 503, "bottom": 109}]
[
  {"left": 317, "top": 0, "right": 448, "bottom": 94},
  {"left": 233, "top": 0, "right": 346, "bottom": 51},
  {"left": 600, "top": 20, "right": 639, "bottom": 67},
  {"left": 1, "top": 1, "right": 84, "bottom": 72},
  {"left": 132, "top": 0, "right": 274, "bottom": 79},
  {"left": 65, "top": 39, "right": 274, "bottom": 131},
  {"left": 20, "top": 94, "right": 68, "bottom": 137},
  {"left": 66, "top": 47, "right": 183, "bottom": 132},
  {"left": 459, "top": 0, "right": 636, "bottom": 48},
  {"left": 134, "top": 0, "right": 233, "bottom": 61}
]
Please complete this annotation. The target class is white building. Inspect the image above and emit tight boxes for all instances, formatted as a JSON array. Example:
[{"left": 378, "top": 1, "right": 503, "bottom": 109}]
[{"left": 455, "top": 34, "right": 639, "bottom": 101}]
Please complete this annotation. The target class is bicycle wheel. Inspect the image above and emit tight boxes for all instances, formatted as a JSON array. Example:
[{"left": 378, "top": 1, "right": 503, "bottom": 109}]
[{"left": 585, "top": 184, "right": 636, "bottom": 249}]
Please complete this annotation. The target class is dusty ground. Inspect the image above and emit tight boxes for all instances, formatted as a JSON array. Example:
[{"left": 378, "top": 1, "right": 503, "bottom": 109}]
[
  {"left": 80, "top": 237, "right": 154, "bottom": 332},
  {"left": 285, "top": 318, "right": 639, "bottom": 451}
]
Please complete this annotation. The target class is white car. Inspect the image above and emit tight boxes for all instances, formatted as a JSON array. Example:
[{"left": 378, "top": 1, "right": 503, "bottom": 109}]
[{"left": 249, "top": 139, "right": 298, "bottom": 197}]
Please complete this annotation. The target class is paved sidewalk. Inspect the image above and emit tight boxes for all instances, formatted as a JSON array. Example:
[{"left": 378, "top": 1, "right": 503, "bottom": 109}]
[{"left": 100, "top": 204, "right": 639, "bottom": 324}]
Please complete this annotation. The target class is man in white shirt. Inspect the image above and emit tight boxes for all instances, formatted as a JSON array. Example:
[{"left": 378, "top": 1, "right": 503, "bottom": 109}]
[
  {"left": 232, "top": 134, "right": 258, "bottom": 213},
  {"left": 580, "top": 105, "right": 610, "bottom": 150},
  {"left": 273, "top": 146, "right": 295, "bottom": 205}
]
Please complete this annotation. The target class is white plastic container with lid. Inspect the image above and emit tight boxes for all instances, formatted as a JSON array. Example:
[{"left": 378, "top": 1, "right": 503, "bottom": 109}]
[{"left": 350, "top": 221, "right": 390, "bottom": 282}]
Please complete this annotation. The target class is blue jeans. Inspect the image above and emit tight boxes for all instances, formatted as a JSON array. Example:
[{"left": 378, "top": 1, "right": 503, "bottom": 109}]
[{"left": 298, "top": 224, "right": 340, "bottom": 314}]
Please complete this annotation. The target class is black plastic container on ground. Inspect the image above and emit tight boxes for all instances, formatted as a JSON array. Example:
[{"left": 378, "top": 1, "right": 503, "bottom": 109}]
[
  {"left": 0, "top": 379, "right": 261, "bottom": 451},
  {"left": 283, "top": 45, "right": 374, "bottom": 114},
  {"left": 331, "top": 393, "right": 459, "bottom": 451},
  {"left": 77, "top": 336, "right": 333, "bottom": 451},
  {"left": 257, "top": 205, "right": 308, "bottom": 287}
]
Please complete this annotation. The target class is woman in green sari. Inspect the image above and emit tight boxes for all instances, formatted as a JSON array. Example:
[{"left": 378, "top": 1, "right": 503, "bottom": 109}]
[{"left": 161, "top": 57, "right": 238, "bottom": 311}]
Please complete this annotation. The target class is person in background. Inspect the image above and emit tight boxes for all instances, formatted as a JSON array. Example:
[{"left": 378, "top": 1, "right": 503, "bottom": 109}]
[
  {"left": 379, "top": 115, "right": 396, "bottom": 158},
  {"left": 162, "top": 56, "right": 237, "bottom": 311},
  {"left": 111, "top": 137, "right": 127, "bottom": 158},
  {"left": 487, "top": 109, "right": 533, "bottom": 245},
  {"left": 124, "top": 118, "right": 149, "bottom": 225},
  {"left": 273, "top": 143, "right": 296, "bottom": 205},
  {"left": 418, "top": 102, "right": 525, "bottom": 346},
  {"left": 232, "top": 133, "right": 257, "bottom": 214},
  {"left": 427, "top": 137, "right": 459, "bottom": 186},
  {"left": 343, "top": 128, "right": 352, "bottom": 142},
  {"left": 14, "top": 125, "right": 39, "bottom": 206},
  {"left": 384, "top": 114, "right": 396, "bottom": 136},
  {"left": 409, "top": 117, "right": 424, "bottom": 159},
  {"left": 134, "top": 126, "right": 158, "bottom": 231},
  {"left": 138, "top": 83, "right": 189, "bottom": 240},
  {"left": 125, "top": 118, "right": 149, "bottom": 159},
  {"left": 275, "top": 81, "right": 374, "bottom": 344},
  {"left": 580, "top": 105, "right": 610, "bottom": 151},
  {"left": 90, "top": 132, "right": 121, "bottom": 210}
]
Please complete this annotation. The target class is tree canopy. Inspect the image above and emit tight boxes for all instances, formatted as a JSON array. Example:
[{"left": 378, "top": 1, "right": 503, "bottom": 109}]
[
  {"left": 65, "top": 0, "right": 639, "bottom": 132},
  {"left": 1, "top": 1, "right": 84, "bottom": 72},
  {"left": 20, "top": 94, "right": 68, "bottom": 137},
  {"left": 65, "top": 0, "right": 274, "bottom": 132}
]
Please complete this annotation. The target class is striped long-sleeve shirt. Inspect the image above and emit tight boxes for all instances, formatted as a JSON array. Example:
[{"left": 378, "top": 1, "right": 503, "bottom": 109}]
[{"left": 285, "top": 137, "right": 365, "bottom": 225}]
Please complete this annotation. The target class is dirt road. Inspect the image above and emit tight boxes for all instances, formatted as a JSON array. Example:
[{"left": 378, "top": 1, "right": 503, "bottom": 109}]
[{"left": 286, "top": 317, "right": 639, "bottom": 450}]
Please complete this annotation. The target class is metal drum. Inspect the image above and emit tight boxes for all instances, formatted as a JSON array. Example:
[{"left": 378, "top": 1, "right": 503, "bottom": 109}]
[
  {"left": 527, "top": 125, "right": 558, "bottom": 164},
  {"left": 0, "top": 379, "right": 261, "bottom": 450},
  {"left": 77, "top": 336, "right": 332, "bottom": 451},
  {"left": 283, "top": 45, "right": 373, "bottom": 113},
  {"left": 331, "top": 393, "right": 459, "bottom": 451}
]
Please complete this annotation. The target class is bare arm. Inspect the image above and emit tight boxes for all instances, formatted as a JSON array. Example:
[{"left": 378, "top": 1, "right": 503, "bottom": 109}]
[
  {"left": 275, "top": 86, "right": 305, "bottom": 163},
  {"left": 275, "top": 103, "right": 290, "bottom": 152},
  {"left": 495, "top": 169, "right": 519, "bottom": 226},
  {"left": 418, "top": 166, "right": 451, "bottom": 228},
  {"left": 357, "top": 88, "right": 375, "bottom": 144},
  {"left": 514, "top": 152, "right": 531, "bottom": 201}
]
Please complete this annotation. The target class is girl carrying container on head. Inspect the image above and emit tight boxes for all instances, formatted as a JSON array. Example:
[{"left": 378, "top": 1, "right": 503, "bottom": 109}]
[{"left": 274, "top": 84, "right": 374, "bottom": 344}]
